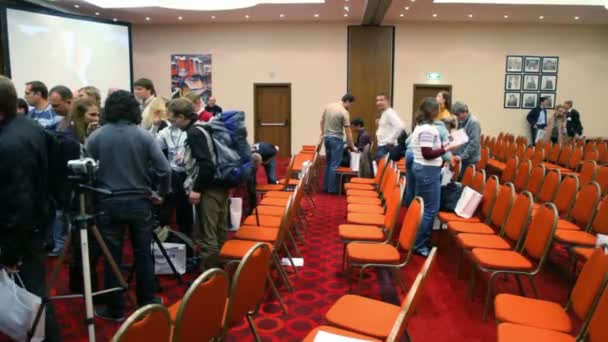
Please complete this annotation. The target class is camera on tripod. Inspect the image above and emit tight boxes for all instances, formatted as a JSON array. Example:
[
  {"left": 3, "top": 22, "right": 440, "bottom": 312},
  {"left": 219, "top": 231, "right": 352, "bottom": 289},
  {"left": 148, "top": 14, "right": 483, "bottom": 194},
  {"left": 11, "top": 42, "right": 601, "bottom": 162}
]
[{"left": 67, "top": 158, "right": 98, "bottom": 184}]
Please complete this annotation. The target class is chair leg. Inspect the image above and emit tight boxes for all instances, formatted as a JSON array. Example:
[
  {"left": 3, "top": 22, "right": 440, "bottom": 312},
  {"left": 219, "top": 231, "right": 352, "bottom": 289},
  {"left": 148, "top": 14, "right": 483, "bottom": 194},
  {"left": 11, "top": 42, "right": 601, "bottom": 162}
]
[
  {"left": 287, "top": 230, "right": 303, "bottom": 257},
  {"left": 483, "top": 273, "right": 498, "bottom": 321},
  {"left": 404, "top": 329, "right": 413, "bottom": 342},
  {"left": 282, "top": 244, "right": 298, "bottom": 274},
  {"left": 358, "top": 265, "right": 369, "bottom": 294},
  {"left": 515, "top": 275, "right": 526, "bottom": 296},
  {"left": 246, "top": 314, "right": 262, "bottom": 342},
  {"left": 468, "top": 265, "right": 477, "bottom": 301},
  {"left": 392, "top": 268, "right": 408, "bottom": 295},
  {"left": 267, "top": 274, "right": 288, "bottom": 314},
  {"left": 293, "top": 221, "right": 306, "bottom": 246},
  {"left": 272, "top": 253, "right": 293, "bottom": 292},
  {"left": 528, "top": 275, "right": 539, "bottom": 298}
]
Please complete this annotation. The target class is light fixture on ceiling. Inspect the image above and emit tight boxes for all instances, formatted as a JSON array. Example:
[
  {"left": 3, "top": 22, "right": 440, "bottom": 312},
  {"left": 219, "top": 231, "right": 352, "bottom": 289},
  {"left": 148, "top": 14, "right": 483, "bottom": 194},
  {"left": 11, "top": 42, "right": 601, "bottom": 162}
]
[
  {"left": 344, "top": 6, "right": 349, "bottom": 11},
  {"left": 574, "top": 16, "right": 580, "bottom": 20},
  {"left": 113, "top": 18, "right": 117, "bottom": 21},
  {"left": 81, "top": 0, "right": 324, "bottom": 11},
  {"left": 344, "top": 13, "right": 348, "bottom": 17},
  {"left": 95, "top": 12, "right": 100, "bottom": 15},
  {"left": 280, "top": 13, "right": 285, "bottom": 17},
  {"left": 211, "top": 15, "right": 216, "bottom": 19},
  {"left": 245, "top": 14, "right": 250, "bottom": 19},
  {"left": 74, "top": 4, "right": 80, "bottom": 8},
  {"left": 433, "top": 13, "right": 438, "bottom": 18},
  {"left": 468, "top": 13, "right": 473, "bottom": 18},
  {"left": 400, "top": 13, "right": 404, "bottom": 17},
  {"left": 178, "top": 16, "right": 183, "bottom": 20},
  {"left": 539, "top": 15, "right": 544, "bottom": 19},
  {"left": 314, "top": 13, "right": 319, "bottom": 18},
  {"left": 405, "top": 6, "right": 410, "bottom": 10},
  {"left": 145, "top": 17, "right": 150, "bottom": 20},
  {"left": 504, "top": 14, "right": 509, "bottom": 18}
]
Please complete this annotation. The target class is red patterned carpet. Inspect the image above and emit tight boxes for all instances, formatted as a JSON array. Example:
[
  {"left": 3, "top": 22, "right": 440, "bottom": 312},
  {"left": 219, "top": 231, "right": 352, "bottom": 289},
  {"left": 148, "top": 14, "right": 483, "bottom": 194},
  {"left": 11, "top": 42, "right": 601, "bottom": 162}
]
[{"left": 1, "top": 158, "right": 576, "bottom": 341}]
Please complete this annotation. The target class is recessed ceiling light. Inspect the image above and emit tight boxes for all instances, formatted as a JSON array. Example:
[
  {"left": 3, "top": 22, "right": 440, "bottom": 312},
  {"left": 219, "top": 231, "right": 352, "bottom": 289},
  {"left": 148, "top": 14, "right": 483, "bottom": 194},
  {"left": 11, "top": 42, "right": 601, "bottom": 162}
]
[
  {"left": 574, "top": 16, "right": 580, "bottom": 20},
  {"left": 405, "top": 6, "right": 410, "bottom": 10},
  {"left": 314, "top": 13, "right": 319, "bottom": 18},
  {"left": 539, "top": 15, "right": 544, "bottom": 19},
  {"left": 95, "top": 12, "right": 100, "bottom": 16},
  {"left": 411, "top": 0, "right": 416, "bottom": 2},
  {"left": 400, "top": 13, "right": 404, "bottom": 17},
  {"left": 433, "top": 13, "right": 438, "bottom": 18},
  {"left": 245, "top": 14, "right": 250, "bottom": 19},
  {"left": 113, "top": 18, "right": 117, "bottom": 21},
  {"left": 178, "top": 16, "right": 183, "bottom": 20},
  {"left": 468, "top": 13, "right": 473, "bottom": 18},
  {"left": 74, "top": 4, "right": 79, "bottom": 8},
  {"left": 344, "top": 13, "right": 348, "bottom": 17},
  {"left": 344, "top": 6, "right": 349, "bottom": 11},
  {"left": 211, "top": 15, "right": 216, "bottom": 19},
  {"left": 280, "top": 13, "right": 285, "bottom": 18},
  {"left": 504, "top": 15, "right": 509, "bottom": 19},
  {"left": 145, "top": 17, "right": 150, "bottom": 21}
]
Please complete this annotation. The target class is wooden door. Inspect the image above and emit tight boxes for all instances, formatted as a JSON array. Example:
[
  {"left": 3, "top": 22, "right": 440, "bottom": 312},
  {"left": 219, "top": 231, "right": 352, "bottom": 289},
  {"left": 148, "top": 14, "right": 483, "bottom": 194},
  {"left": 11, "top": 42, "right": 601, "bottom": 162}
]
[
  {"left": 254, "top": 84, "right": 291, "bottom": 157},
  {"left": 411, "top": 84, "right": 452, "bottom": 130}
]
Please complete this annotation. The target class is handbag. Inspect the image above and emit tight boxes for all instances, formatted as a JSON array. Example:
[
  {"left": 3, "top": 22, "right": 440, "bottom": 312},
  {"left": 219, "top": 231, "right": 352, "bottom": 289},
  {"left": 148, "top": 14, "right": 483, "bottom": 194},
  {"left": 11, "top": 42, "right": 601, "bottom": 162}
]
[
  {"left": 153, "top": 243, "right": 186, "bottom": 275},
  {"left": 0, "top": 269, "right": 45, "bottom": 342},
  {"left": 349, "top": 152, "right": 361, "bottom": 172},
  {"left": 229, "top": 197, "right": 243, "bottom": 231},
  {"left": 454, "top": 186, "right": 483, "bottom": 219}
]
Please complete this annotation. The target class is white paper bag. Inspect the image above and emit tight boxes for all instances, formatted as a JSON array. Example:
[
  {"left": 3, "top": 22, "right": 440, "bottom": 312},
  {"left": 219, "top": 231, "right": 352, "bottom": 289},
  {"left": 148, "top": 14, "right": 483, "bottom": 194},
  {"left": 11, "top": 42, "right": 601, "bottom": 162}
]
[
  {"left": 153, "top": 243, "right": 186, "bottom": 275},
  {"left": 596, "top": 234, "right": 608, "bottom": 254},
  {"left": 454, "top": 186, "right": 483, "bottom": 219},
  {"left": 535, "top": 129, "right": 546, "bottom": 144},
  {"left": 350, "top": 152, "right": 361, "bottom": 172},
  {"left": 0, "top": 270, "right": 45, "bottom": 342},
  {"left": 440, "top": 166, "right": 453, "bottom": 186},
  {"left": 229, "top": 197, "right": 243, "bottom": 231}
]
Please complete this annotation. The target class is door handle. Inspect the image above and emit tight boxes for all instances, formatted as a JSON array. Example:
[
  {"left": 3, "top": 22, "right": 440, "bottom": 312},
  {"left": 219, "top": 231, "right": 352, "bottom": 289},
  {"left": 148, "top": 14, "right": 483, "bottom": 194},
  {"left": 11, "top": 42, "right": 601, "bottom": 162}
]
[{"left": 260, "top": 122, "right": 286, "bottom": 126}]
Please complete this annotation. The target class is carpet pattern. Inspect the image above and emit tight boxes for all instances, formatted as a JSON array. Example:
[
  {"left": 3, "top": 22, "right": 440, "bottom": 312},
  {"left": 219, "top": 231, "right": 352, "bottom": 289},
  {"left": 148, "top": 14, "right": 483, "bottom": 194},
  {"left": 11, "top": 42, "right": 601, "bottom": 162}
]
[{"left": 1, "top": 158, "right": 576, "bottom": 341}]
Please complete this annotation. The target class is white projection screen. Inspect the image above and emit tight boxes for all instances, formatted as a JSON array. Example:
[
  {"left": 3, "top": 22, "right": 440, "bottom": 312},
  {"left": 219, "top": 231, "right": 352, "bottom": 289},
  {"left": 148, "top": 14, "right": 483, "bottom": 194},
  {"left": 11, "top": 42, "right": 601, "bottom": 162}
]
[{"left": 6, "top": 8, "right": 132, "bottom": 101}]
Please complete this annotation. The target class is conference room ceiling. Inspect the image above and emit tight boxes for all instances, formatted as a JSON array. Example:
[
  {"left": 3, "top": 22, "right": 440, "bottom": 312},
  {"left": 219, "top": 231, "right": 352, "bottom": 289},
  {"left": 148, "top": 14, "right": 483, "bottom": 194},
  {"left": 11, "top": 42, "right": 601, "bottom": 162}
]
[{"left": 37, "top": 0, "right": 608, "bottom": 24}]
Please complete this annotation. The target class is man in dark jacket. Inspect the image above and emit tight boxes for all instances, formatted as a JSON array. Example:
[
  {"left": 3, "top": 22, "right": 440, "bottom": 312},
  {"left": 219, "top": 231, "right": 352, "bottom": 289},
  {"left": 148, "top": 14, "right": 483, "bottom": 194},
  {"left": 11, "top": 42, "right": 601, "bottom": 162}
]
[
  {"left": 526, "top": 96, "right": 550, "bottom": 146},
  {"left": 564, "top": 100, "right": 583, "bottom": 138},
  {"left": 0, "top": 76, "right": 61, "bottom": 341},
  {"left": 251, "top": 142, "right": 279, "bottom": 184},
  {"left": 168, "top": 98, "right": 228, "bottom": 269}
]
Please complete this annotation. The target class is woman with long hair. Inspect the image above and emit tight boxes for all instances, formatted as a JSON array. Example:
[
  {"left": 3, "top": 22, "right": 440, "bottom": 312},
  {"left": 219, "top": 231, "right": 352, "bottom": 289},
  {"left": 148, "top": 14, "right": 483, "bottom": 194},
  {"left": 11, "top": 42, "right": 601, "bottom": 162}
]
[
  {"left": 409, "top": 97, "right": 461, "bottom": 256},
  {"left": 140, "top": 96, "right": 169, "bottom": 134},
  {"left": 69, "top": 97, "right": 100, "bottom": 143},
  {"left": 436, "top": 90, "right": 452, "bottom": 120}
]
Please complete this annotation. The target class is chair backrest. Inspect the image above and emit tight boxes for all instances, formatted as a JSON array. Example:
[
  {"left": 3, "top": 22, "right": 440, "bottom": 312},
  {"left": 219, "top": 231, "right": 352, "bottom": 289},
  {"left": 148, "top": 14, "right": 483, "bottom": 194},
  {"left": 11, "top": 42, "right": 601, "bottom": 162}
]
[
  {"left": 501, "top": 192, "right": 533, "bottom": 251},
  {"left": 547, "top": 143, "right": 562, "bottom": 163},
  {"left": 461, "top": 165, "right": 476, "bottom": 188},
  {"left": 380, "top": 164, "right": 398, "bottom": 195},
  {"left": 480, "top": 176, "right": 500, "bottom": 221},
  {"left": 398, "top": 196, "right": 424, "bottom": 254},
  {"left": 383, "top": 185, "right": 404, "bottom": 231},
  {"left": 596, "top": 166, "right": 608, "bottom": 195},
  {"left": 553, "top": 175, "right": 580, "bottom": 217},
  {"left": 584, "top": 150, "right": 599, "bottom": 163},
  {"left": 521, "top": 203, "right": 558, "bottom": 266},
  {"left": 489, "top": 183, "right": 515, "bottom": 229},
  {"left": 280, "top": 156, "right": 296, "bottom": 185},
  {"left": 112, "top": 304, "right": 171, "bottom": 342},
  {"left": 525, "top": 164, "right": 546, "bottom": 197},
  {"left": 598, "top": 142, "right": 608, "bottom": 164},
  {"left": 568, "top": 147, "right": 584, "bottom": 170},
  {"left": 505, "top": 143, "right": 516, "bottom": 161},
  {"left": 172, "top": 268, "right": 229, "bottom": 342},
  {"left": 591, "top": 197, "right": 608, "bottom": 235},
  {"left": 387, "top": 247, "right": 437, "bottom": 342},
  {"left": 570, "top": 249, "right": 608, "bottom": 330},
  {"left": 584, "top": 141, "right": 597, "bottom": 155},
  {"left": 586, "top": 275, "right": 608, "bottom": 342},
  {"left": 576, "top": 139, "right": 586, "bottom": 148},
  {"left": 471, "top": 169, "right": 486, "bottom": 193},
  {"left": 579, "top": 160, "right": 599, "bottom": 187},
  {"left": 223, "top": 243, "right": 272, "bottom": 332},
  {"left": 476, "top": 147, "right": 489, "bottom": 170},
  {"left": 501, "top": 157, "right": 519, "bottom": 184},
  {"left": 537, "top": 169, "right": 561, "bottom": 203},
  {"left": 539, "top": 142, "right": 551, "bottom": 162},
  {"left": 513, "top": 159, "right": 532, "bottom": 192},
  {"left": 558, "top": 144, "right": 573, "bottom": 166},
  {"left": 568, "top": 181, "right": 602, "bottom": 231},
  {"left": 374, "top": 155, "right": 390, "bottom": 184},
  {"left": 522, "top": 146, "right": 534, "bottom": 162},
  {"left": 274, "top": 193, "right": 298, "bottom": 247},
  {"left": 515, "top": 143, "right": 526, "bottom": 161},
  {"left": 452, "top": 158, "right": 462, "bottom": 182},
  {"left": 531, "top": 148, "right": 544, "bottom": 166}
]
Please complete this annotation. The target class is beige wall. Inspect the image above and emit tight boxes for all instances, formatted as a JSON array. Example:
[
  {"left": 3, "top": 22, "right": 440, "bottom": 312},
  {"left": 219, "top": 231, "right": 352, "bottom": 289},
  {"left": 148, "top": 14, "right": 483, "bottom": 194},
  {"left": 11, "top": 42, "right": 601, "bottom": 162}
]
[
  {"left": 133, "top": 21, "right": 608, "bottom": 151},
  {"left": 132, "top": 23, "right": 347, "bottom": 151},
  {"left": 392, "top": 22, "right": 608, "bottom": 138}
]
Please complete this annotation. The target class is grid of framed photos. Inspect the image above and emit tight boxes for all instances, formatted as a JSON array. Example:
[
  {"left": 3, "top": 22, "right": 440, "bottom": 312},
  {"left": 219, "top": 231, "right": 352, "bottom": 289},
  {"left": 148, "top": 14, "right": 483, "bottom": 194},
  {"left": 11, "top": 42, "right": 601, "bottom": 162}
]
[{"left": 504, "top": 55, "right": 558, "bottom": 109}]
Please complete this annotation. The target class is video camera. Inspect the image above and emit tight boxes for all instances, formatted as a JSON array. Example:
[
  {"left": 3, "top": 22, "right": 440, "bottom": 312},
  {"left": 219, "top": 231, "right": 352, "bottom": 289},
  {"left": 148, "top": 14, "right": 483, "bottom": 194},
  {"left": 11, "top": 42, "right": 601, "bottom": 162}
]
[{"left": 67, "top": 158, "right": 99, "bottom": 184}]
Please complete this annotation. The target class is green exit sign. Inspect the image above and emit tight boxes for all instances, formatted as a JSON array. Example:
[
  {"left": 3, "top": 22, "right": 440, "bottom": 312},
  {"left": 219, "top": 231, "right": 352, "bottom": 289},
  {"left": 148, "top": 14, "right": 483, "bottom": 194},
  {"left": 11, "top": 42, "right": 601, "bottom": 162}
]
[{"left": 427, "top": 72, "right": 441, "bottom": 81}]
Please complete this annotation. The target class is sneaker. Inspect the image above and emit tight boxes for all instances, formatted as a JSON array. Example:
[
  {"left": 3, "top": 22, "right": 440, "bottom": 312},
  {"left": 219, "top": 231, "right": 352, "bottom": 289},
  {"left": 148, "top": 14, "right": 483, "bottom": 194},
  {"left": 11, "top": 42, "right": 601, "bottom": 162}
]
[
  {"left": 414, "top": 247, "right": 430, "bottom": 257},
  {"left": 47, "top": 247, "right": 62, "bottom": 257},
  {"left": 94, "top": 307, "right": 125, "bottom": 322}
]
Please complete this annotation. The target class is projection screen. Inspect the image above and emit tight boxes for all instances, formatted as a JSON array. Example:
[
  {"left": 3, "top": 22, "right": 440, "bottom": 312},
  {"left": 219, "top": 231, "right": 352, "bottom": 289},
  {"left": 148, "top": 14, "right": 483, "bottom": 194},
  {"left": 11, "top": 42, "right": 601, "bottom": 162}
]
[{"left": 5, "top": 8, "right": 132, "bottom": 102}]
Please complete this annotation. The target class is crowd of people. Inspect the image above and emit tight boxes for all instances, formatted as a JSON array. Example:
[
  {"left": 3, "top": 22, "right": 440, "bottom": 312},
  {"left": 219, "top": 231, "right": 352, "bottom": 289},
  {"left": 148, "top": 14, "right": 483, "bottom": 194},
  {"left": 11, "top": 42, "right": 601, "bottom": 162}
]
[{"left": 526, "top": 97, "right": 584, "bottom": 145}]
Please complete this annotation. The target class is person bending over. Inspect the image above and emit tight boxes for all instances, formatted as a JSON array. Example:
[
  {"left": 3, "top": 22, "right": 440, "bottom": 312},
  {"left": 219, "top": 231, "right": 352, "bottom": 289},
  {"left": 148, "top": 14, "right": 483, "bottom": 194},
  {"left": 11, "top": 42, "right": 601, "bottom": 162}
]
[
  {"left": 251, "top": 142, "right": 279, "bottom": 184},
  {"left": 86, "top": 90, "right": 170, "bottom": 321}
]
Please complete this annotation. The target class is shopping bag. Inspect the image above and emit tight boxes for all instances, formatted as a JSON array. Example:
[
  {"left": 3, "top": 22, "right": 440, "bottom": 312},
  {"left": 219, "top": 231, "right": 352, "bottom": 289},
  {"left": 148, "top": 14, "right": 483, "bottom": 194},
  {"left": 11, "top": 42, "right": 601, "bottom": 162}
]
[
  {"left": 440, "top": 166, "right": 454, "bottom": 186},
  {"left": 0, "top": 269, "right": 45, "bottom": 342},
  {"left": 535, "top": 129, "right": 546, "bottom": 144},
  {"left": 153, "top": 243, "right": 186, "bottom": 275},
  {"left": 350, "top": 152, "right": 361, "bottom": 172},
  {"left": 229, "top": 197, "right": 243, "bottom": 231},
  {"left": 454, "top": 186, "right": 483, "bottom": 219}
]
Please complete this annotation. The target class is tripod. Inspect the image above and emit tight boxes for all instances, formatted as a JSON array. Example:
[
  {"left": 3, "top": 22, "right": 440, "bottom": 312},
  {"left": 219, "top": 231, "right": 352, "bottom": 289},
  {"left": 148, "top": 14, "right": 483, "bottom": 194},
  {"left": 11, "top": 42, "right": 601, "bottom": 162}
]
[{"left": 28, "top": 184, "right": 135, "bottom": 342}]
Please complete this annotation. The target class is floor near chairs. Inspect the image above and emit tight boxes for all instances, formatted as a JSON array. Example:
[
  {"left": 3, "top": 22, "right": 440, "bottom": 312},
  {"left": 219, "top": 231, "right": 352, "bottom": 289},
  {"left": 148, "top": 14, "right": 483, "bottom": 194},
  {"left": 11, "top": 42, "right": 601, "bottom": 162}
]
[{"left": 9, "top": 159, "right": 580, "bottom": 342}]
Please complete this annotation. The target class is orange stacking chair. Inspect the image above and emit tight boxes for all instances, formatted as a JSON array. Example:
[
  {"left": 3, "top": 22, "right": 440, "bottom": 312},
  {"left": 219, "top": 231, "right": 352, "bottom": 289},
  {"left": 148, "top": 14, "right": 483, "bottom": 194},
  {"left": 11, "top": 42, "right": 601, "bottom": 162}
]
[
  {"left": 455, "top": 192, "right": 533, "bottom": 275},
  {"left": 530, "top": 147, "right": 545, "bottom": 167},
  {"left": 500, "top": 157, "right": 519, "bottom": 184},
  {"left": 345, "top": 197, "right": 424, "bottom": 292},
  {"left": 521, "top": 146, "right": 534, "bottom": 163},
  {"left": 583, "top": 149, "right": 599, "bottom": 163},
  {"left": 533, "top": 168, "right": 561, "bottom": 205},
  {"left": 168, "top": 269, "right": 228, "bottom": 342},
  {"left": 554, "top": 181, "right": 602, "bottom": 232},
  {"left": 596, "top": 165, "right": 608, "bottom": 195},
  {"left": 460, "top": 165, "right": 476, "bottom": 187},
  {"left": 346, "top": 182, "right": 402, "bottom": 216},
  {"left": 256, "top": 155, "right": 297, "bottom": 192},
  {"left": 545, "top": 144, "right": 572, "bottom": 170},
  {"left": 563, "top": 160, "right": 598, "bottom": 186},
  {"left": 538, "top": 174, "right": 579, "bottom": 219},
  {"left": 514, "top": 143, "right": 526, "bottom": 161},
  {"left": 346, "top": 166, "right": 398, "bottom": 206},
  {"left": 537, "top": 141, "right": 551, "bottom": 162},
  {"left": 477, "top": 147, "right": 490, "bottom": 171},
  {"left": 447, "top": 183, "right": 515, "bottom": 237},
  {"left": 545, "top": 143, "right": 562, "bottom": 165},
  {"left": 496, "top": 282, "right": 608, "bottom": 342},
  {"left": 598, "top": 142, "right": 608, "bottom": 164},
  {"left": 221, "top": 243, "right": 274, "bottom": 340},
  {"left": 494, "top": 248, "right": 608, "bottom": 340},
  {"left": 111, "top": 305, "right": 171, "bottom": 342},
  {"left": 345, "top": 155, "right": 390, "bottom": 187},
  {"left": 523, "top": 164, "right": 546, "bottom": 198},
  {"left": 512, "top": 159, "right": 532, "bottom": 192},
  {"left": 563, "top": 147, "right": 585, "bottom": 172},
  {"left": 452, "top": 158, "right": 462, "bottom": 182},
  {"left": 468, "top": 203, "right": 558, "bottom": 320},
  {"left": 471, "top": 169, "right": 487, "bottom": 193},
  {"left": 437, "top": 175, "right": 499, "bottom": 225},
  {"left": 303, "top": 248, "right": 438, "bottom": 342}
]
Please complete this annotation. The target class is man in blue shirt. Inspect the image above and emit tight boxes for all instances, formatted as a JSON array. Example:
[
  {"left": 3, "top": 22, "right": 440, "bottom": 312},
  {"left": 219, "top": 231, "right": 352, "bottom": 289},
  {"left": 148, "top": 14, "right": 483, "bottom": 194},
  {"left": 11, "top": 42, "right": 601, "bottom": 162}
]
[
  {"left": 526, "top": 96, "right": 550, "bottom": 146},
  {"left": 24, "top": 81, "right": 61, "bottom": 129}
]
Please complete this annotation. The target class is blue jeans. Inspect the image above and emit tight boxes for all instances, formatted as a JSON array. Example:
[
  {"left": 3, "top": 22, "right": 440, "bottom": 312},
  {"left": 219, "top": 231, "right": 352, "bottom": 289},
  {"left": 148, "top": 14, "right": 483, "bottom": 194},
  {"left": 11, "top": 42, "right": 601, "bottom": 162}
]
[
  {"left": 263, "top": 158, "right": 278, "bottom": 184},
  {"left": 412, "top": 163, "right": 441, "bottom": 251},
  {"left": 376, "top": 145, "right": 391, "bottom": 161},
  {"left": 404, "top": 150, "right": 415, "bottom": 207},
  {"left": 97, "top": 198, "right": 156, "bottom": 314},
  {"left": 48, "top": 210, "right": 67, "bottom": 250},
  {"left": 324, "top": 136, "right": 344, "bottom": 194}
]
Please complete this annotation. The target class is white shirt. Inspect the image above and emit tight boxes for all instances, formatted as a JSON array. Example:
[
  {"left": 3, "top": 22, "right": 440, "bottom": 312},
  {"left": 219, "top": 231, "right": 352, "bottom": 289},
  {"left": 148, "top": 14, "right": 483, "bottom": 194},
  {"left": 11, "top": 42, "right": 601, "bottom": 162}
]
[
  {"left": 157, "top": 124, "right": 187, "bottom": 172},
  {"left": 411, "top": 124, "right": 443, "bottom": 167},
  {"left": 376, "top": 108, "right": 404, "bottom": 147}
]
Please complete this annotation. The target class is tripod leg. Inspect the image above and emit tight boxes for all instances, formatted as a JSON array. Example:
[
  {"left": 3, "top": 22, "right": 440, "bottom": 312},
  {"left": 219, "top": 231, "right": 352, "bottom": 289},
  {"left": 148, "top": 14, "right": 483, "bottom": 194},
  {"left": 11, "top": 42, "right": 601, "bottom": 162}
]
[
  {"left": 80, "top": 228, "right": 97, "bottom": 342},
  {"left": 152, "top": 233, "right": 183, "bottom": 284},
  {"left": 90, "top": 225, "right": 136, "bottom": 307}
]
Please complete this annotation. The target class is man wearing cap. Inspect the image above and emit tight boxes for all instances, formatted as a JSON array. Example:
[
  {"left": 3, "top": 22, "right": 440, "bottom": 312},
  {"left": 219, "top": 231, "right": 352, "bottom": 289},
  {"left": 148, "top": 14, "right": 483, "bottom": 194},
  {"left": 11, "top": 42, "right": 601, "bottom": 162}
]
[{"left": 451, "top": 102, "right": 481, "bottom": 180}]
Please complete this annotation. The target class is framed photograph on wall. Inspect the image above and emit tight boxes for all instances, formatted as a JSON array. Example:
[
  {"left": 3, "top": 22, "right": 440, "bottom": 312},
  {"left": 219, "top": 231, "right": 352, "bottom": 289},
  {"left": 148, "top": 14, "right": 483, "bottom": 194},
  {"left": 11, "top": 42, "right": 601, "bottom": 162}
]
[
  {"left": 505, "top": 74, "right": 522, "bottom": 90},
  {"left": 504, "top": 92, "right": 521, "bottom": 108},
  {"left": 542, "top": 57, "right": 559, "bottom": 73},
  {"left": 540, "top": 93, "right": 556, "bottom": 109},
  {"left": 524, "top": 56, "right": 541, "bottom": 73},
  {"left": 523, "top": 74, "right": 540, "bottom": 90},
  {"left": 541, "top": 75, "right": 557, "bottom": 91},
  {"left": 522, "top": 92, "right": 538, "bottom": 109},
  {"left": 506, "top": 56, "right": 523, "bottom": 73}
]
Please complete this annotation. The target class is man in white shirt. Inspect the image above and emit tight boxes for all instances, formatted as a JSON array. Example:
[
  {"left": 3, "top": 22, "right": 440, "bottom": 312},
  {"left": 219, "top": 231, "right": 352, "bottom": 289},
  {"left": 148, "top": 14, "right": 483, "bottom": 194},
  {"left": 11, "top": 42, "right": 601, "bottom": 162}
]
[{"left": 375, "top": 93, "right": 404, "bottom": 160}]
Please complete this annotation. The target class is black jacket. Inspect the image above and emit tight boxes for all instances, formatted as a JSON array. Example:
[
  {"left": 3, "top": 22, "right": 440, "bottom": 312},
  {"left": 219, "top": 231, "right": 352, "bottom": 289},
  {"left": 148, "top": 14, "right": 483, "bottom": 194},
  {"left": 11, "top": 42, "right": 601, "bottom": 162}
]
[
  {"left": 184, "top": 121, "right": 217, "bottom": 192},
  {"left": 526, "top": 107, "right": 548, "bottom": 128},
  {"left": 0, "top": 116, "right": 55, "bottom": 265},
  {"left": 566, "top": 109, "right": 583, "bottom": 137}
]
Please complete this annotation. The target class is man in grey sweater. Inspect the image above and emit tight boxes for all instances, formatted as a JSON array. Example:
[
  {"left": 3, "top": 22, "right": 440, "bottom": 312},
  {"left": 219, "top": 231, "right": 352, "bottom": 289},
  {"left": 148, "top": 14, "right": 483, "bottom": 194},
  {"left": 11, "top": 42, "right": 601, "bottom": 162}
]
[{"left": 451, "top": 102, "right": 481, "bottom": 180}]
